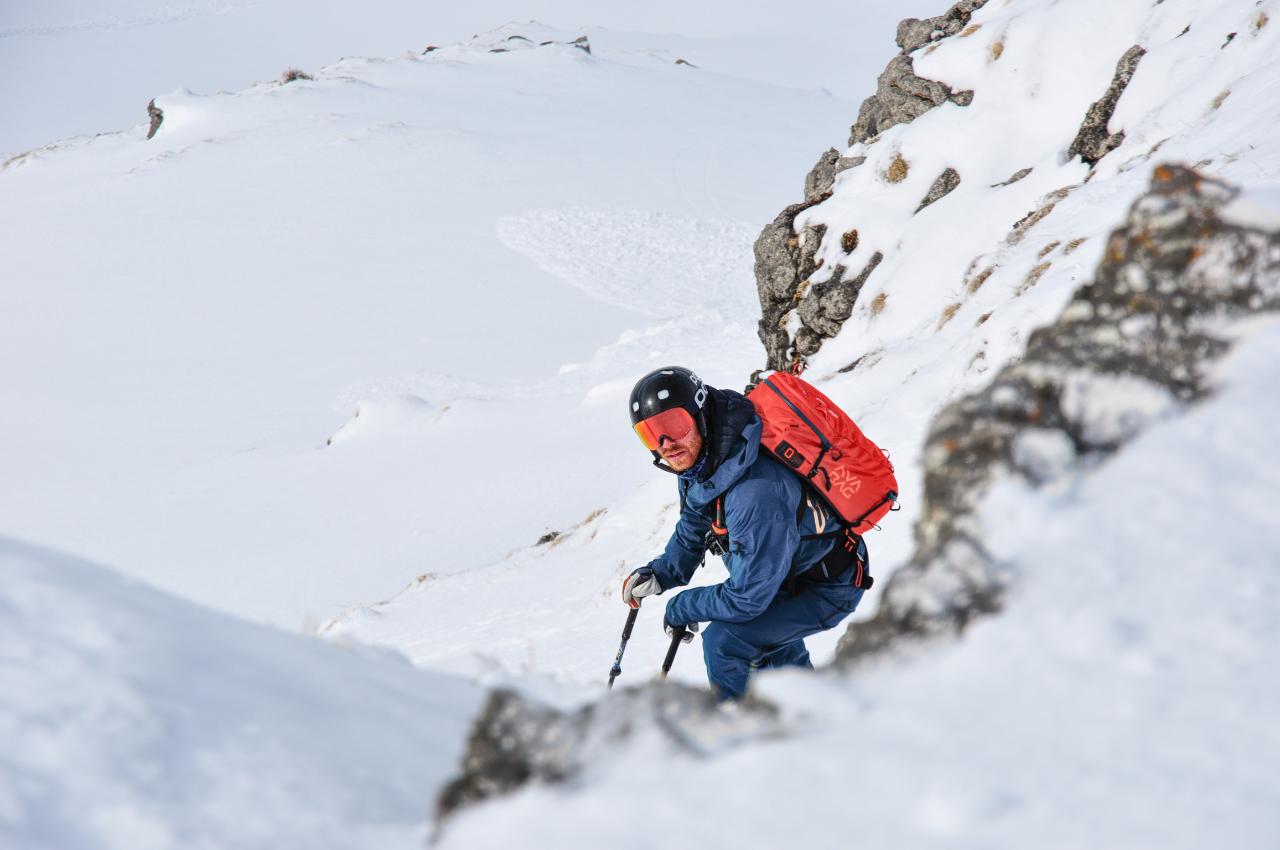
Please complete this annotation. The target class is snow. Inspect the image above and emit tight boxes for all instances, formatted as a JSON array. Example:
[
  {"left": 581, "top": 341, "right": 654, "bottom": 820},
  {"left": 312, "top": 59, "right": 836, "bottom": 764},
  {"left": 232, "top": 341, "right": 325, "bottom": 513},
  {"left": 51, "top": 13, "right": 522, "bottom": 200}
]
[
  {"left": 0, "top": 24, "right": 857, "bottom": 629},
  {"left": 0, "top": 0, "right": 940, "bottom": 158},
  {"left": 5, "top": 0, "right": 1280, "bottom": 846},
  {"left": 0, "top": 536, "right": 482, "bottom": 850},
  {"left": 434, "top": 316, "right": 1280, "bottom": 850}
]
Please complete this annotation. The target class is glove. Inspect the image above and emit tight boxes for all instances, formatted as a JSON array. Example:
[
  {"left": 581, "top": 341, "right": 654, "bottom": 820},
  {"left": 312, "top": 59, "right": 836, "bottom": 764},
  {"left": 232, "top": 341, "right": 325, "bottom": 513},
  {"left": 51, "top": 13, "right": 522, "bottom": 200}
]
[
  {"left": 664, "top": 613, "right": 699, "bottom": 644},
  {"left": 621, "top": 566, "right": 662, "bottom": 609}
]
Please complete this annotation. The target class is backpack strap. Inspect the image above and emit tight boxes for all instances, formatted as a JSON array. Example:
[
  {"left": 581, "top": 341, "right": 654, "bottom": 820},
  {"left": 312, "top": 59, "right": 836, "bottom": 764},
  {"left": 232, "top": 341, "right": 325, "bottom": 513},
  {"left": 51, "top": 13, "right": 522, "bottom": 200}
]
[{"left": 703, "top": 496, "right": 730, "bottom": 557}]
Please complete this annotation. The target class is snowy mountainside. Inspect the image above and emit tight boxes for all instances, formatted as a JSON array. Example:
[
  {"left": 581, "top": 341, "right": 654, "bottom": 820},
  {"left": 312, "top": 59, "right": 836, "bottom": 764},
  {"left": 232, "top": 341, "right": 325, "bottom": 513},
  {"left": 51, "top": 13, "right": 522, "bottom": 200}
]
[
  {"left": 436, "top": 313, "right": 1280, "bottom": 849},
  {"left": 329, "top": 0, "right": 1280, "bottom": 684},
  {"left": 752, "top": 0, "right": 1280, "bottom": 651},
  {"left": 0, "top": 536, "right": 482, "bottom": 850},
  {"left": 0, "top": 24, "right": 857, "bottom": 628},
  {"left": 1, "top": 0, "right": 933, "bottom": 158},
  {"left": 324, "top": 1, "right": 1280, "bottom": 846}
]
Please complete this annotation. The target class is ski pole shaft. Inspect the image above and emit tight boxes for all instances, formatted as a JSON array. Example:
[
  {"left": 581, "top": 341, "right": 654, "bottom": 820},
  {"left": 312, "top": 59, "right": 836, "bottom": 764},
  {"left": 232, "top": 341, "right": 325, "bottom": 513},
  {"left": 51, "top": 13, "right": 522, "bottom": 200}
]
[
  {"left": 660, "top": 626, "right": 686, "bottom": 678},
  {"left": 607, "top": 606, "right": 640, "bottom": 689}
]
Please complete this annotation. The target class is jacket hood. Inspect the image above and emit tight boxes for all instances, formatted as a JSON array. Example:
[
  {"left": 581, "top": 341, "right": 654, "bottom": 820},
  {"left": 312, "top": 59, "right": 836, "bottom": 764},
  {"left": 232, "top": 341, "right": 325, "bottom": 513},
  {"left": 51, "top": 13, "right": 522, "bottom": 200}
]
[{"left": 682, "top": 386, "right": 760, "bottom": 508}]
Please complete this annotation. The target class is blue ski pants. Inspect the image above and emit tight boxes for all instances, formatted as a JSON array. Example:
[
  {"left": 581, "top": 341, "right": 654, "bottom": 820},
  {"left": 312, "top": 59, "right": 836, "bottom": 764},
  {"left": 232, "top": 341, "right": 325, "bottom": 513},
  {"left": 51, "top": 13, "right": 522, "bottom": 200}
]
[{"left": 700, "top": 579, "right": 866, "bottom": 700}]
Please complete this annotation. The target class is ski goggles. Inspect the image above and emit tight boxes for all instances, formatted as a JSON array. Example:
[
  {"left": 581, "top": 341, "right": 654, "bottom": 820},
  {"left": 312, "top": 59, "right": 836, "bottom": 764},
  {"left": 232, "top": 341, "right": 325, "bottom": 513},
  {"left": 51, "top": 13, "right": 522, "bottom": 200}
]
[{"left": 633, "top": 407, "right": 696, "bottom": 451}]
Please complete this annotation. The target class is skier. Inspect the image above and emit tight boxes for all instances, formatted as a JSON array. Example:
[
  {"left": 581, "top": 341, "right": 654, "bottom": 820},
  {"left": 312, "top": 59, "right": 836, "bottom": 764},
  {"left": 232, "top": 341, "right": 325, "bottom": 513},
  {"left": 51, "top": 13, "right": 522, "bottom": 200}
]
[{"left": 622, "top": 367, "right": 871, "bottom": 700}]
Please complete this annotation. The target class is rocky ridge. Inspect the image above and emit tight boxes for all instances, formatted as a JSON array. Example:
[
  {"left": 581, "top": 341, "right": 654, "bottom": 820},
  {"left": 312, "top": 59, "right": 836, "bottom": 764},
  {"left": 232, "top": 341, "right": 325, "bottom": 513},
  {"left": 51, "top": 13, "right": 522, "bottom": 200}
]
[
  {"left": 755, "top": 0, "right": 991, "bottom": 371},
  {"left": 835, "top": 163, "right": 1280, "bottom": 663}
]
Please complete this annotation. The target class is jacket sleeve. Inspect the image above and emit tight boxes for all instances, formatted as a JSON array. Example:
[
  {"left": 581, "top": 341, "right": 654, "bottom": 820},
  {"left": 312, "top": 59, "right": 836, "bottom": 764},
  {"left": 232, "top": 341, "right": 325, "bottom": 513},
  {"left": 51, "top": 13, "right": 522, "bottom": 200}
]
[
  {"left": 665, "top": 476, "right": 798, "bottom": 625},
  {"left": 646, "top": 483, "right": 711, "bottom": 591}
]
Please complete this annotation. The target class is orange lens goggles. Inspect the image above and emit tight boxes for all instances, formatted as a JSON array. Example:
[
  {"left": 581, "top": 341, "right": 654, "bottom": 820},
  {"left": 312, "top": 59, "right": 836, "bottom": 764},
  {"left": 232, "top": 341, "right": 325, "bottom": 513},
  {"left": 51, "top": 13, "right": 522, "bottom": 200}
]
[{"left": 633, "top": 407, "right": 696, "bottom": 451}]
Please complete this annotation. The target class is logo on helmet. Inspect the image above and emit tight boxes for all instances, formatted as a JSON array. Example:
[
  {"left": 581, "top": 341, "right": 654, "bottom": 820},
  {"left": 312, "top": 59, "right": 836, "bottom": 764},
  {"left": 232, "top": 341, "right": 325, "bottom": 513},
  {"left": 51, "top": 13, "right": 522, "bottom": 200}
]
[{"left": 689, "top": 372, "right": 707, "bottom": 409}]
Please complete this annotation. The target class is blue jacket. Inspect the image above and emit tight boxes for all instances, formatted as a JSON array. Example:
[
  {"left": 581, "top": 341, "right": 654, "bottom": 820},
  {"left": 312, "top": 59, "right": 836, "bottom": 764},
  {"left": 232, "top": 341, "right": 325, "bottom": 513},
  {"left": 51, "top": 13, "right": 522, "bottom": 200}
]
[{"left": 651, "top": 387, "right": 845, "bottom": 626}]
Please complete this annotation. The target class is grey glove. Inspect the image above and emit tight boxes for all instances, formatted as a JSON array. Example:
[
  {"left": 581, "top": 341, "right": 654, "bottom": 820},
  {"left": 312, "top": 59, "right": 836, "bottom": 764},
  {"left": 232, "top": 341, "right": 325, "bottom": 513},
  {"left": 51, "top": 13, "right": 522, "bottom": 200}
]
[
  {"left": 664, "top": 614, "right": 699, "bottom": 643},
  {"left": 621, "top": 566, "right": 662, "bottom": 609}
]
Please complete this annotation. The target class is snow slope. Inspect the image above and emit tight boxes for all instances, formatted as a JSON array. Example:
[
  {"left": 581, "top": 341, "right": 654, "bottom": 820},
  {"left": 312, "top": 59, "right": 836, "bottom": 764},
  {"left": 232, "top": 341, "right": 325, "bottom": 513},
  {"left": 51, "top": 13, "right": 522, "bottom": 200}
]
[
  {"left": 0, "top": 536, "right": 482, "bottom": 850},
  {"left": 1, "top": 24, "right": 862, "bottom": 629},
  {"left": 436, "top": 317, "right": 1280, "bottom": 849},
  {"left": 329, "top": 0, "right": 1280, "bottom": 682},
  {"left": 0, "top": 0, "right": 938, "bottom": 158},
  {"left": 5, "top": 0, "right": 1280, "bottom": 846}
]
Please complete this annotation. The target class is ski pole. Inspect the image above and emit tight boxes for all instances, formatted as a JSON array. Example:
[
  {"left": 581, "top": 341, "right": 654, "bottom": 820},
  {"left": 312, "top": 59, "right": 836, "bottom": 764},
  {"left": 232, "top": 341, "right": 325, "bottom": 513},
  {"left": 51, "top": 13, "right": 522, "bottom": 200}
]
[
  {"left": 607, "top": 606, "right": 640, "bottom": 689},
  {"left": 660, "top": 626, "right": 687, "bottom": 678}
]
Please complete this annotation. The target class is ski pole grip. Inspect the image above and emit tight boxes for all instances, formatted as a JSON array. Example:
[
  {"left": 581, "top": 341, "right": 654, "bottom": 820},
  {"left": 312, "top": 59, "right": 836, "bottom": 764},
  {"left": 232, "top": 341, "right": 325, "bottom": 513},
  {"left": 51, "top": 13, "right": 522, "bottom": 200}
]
[{"left": 660, "top": 626, "right": 686, "bottom": 677}]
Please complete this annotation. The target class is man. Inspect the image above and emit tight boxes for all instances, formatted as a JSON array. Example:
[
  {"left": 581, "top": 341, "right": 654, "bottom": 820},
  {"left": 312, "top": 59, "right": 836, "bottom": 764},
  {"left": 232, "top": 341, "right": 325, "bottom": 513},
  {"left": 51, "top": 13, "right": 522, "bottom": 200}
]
[{"left": 622, "top": 366, "right": 871, "bottom": 700}]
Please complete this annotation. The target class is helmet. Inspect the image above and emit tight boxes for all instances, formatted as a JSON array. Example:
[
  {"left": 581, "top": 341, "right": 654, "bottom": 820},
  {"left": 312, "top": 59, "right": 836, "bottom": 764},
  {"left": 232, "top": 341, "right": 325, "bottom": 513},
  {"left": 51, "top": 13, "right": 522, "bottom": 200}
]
[
  {"left": 629, "top": 367, "right": 708, "bottom": 426},
  {"left": 629, "top": 367, "right": 709, "bottom": 457}
]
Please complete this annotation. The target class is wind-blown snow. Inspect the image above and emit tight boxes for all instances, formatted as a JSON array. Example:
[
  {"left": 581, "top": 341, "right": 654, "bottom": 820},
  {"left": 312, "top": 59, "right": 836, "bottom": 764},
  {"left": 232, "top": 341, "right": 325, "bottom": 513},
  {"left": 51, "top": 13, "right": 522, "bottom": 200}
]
[{"left": 0, "top": 537, "right": 482, "bottom": 850}]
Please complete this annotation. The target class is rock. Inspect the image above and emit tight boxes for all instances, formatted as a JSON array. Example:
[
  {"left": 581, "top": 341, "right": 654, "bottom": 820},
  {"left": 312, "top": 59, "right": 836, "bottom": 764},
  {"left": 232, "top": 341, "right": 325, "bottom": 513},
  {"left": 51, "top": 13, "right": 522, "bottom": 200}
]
[
  {"left": 850, "top": 55, "right": 955, "bottom": 145},
  {"left": 753, "top": 194, "right": 831, "bottom": 371},
  {"left": 1068, "top": 45, "right": 1147, "bottom": 166},
  {"left": 835, "top": 164, "right": 1280, "bottom": 667},
  {"left": 795, "top": 251, "right": 884, "bottom": 340},
  {"left": 896, "top": 0, "right": 990, "bottom": 52},
  {"left": 435, "top": 684, "right": 779, "bottom": 826},
  {"left": 992, "top": 166, "right": 1033, "bottom": 187},
  {"left": 803, "top": 148, "right": 865, "bottom": 200},
  {"left": 916, "top": 167, "right": 961, "bottom": 213},
  {"left": 146, "top": 100, "right": 164, "bottom": 140},
  {"left": 754, "top": 0, "right": 988, "bottom": 370},
  {"left": 280, "top": 68, "right": 313, "bottom": 83}
]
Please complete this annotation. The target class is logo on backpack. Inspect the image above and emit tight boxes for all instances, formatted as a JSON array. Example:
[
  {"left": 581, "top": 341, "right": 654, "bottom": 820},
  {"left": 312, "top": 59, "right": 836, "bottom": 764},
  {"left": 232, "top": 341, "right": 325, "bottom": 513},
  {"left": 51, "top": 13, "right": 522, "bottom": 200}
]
[
  {"left": 829, "top": 466, "right": 863, "bottom": 498},
  {"left": 774, "top": 441, "right": 806, "bottom": 470}
]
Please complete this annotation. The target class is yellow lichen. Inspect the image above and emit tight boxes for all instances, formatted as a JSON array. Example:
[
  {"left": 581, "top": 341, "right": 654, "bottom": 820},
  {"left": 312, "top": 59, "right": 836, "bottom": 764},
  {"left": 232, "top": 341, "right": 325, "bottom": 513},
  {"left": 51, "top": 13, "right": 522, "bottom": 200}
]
[
  {"left": 967, "top": 266, "right": 994, "bottom": 293},
  {"left": 870, "top": 292, "right": 889, "bottom": 316},
  {"left": 976, "top": 311, "right": 993, "bottom": 326},
  {"left": 937, "top": 303, "right": 962, "bottom": 330},
  {"left": 885, "top": 154, "right": 910, "bottom": 183},
  {"left": 1211, "top": 89, "right": 1230, "bottom": 110},
  {"left": 1253, "top": 11, "right": 1269, "bottom": 33},
  {"left": 1037, "top": 241, "right": 1062, "bottom": 259},
  {"left": 990, "top": 41, "right": 1005, "bottom": 61},
  {"left": 1063, "top": 237, "right": 1088, "bottom": 254},
  {"left": 1017, "top": 262, "right": 1052, "bottom": 295},
  {"left": 960, "top": 24, "right": 982, "bottom": 37}
]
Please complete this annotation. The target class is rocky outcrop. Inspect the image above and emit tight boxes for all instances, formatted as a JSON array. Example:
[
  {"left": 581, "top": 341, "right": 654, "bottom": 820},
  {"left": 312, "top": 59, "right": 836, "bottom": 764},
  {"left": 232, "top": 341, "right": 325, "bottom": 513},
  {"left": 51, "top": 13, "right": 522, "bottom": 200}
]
[
  {"left": 754, "top": 194, "right": 832, "bottom": 370},
  {"left": 435, "top": 684, "right": 779, "bottom": 827},
  {"left": 850, "top": 54, "right": 977, "bottom": 146},
  {"left": 1068, "top": 45, "right": 1146, "bottom": 166},
  {"left": 803, "top": 148, "right": 865, "bottom": 200},
  {"left": 895, "top": 0, "right": 991, "bottom": 52},
  {"left": 834, "top": 164, "right": 1280, "bottom": 665},
  {"left": 916, "top": 167, "right": 961, "bottom": 213},
  {"left": 850, "top": 0, "right": 987, "bottom": 145},
  {"left": 146, "top": 100, "right": 163, "bottom": 140},
  {"left": 793, "top": 251, "right": 884, "bottom": 358},
  {"left": 753, "top": 0, "right": 987, "bottom": 371}
]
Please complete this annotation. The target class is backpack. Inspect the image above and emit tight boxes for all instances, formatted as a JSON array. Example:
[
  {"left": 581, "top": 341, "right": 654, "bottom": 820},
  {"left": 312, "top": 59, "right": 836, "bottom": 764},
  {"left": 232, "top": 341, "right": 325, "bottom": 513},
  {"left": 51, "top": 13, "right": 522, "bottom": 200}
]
[{"left": 746, "top": 371, "right": 898, "bottom": 534}]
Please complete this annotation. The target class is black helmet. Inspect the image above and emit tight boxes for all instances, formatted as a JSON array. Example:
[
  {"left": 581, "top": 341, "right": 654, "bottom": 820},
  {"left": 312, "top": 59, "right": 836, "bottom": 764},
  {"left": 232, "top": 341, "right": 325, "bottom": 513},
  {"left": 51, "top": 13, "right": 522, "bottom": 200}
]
[{"left": 629, "top": 367, "right": 709, "bottom": 432}]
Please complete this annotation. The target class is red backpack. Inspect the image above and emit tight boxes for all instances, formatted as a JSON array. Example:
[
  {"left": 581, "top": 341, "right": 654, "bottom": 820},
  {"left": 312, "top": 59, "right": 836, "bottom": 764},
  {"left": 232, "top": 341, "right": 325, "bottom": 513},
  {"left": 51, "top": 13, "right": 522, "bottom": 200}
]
[{"left": 747, "top": 371, "right": 898, "bottom": 533}]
